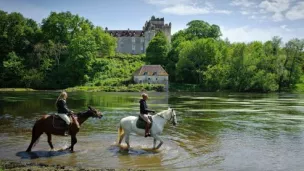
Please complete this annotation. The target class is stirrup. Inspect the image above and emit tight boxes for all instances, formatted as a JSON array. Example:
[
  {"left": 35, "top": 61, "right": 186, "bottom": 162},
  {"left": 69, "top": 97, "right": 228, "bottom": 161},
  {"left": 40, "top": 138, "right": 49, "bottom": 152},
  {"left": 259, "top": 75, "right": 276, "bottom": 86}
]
[{"left": 64, "top": 131, "right": 69, "bottom": 136}]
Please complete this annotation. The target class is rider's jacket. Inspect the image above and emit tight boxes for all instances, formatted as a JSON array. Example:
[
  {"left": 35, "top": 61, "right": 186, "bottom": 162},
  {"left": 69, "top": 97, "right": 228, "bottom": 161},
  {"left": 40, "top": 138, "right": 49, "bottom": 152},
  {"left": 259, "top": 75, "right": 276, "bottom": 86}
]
[
  {"left": 139, "top": 99, "right": 154, "bottom": 114},
  {"left": 57, "top": 99, "right": 71, "bottom": 114}
]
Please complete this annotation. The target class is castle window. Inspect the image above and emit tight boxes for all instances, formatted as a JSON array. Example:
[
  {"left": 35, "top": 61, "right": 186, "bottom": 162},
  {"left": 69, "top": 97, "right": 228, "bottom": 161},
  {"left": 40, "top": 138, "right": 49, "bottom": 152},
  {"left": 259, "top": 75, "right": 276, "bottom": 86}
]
[
  {"left": 132, "top": 44, "right": 135, "bottom": 50},
  {"left": 141, "top": 38, "right": 144, "bottom": 43},
  {"left": 141, "top": 45, "right": 144, "bottom": 51},
  {"left": 132, "top": 37, "right": 135, "bottom": 43}
]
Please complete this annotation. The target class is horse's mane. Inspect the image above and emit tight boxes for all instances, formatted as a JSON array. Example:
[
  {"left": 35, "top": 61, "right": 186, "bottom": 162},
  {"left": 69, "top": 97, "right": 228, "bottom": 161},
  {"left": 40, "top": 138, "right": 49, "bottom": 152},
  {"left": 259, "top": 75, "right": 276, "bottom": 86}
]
[
  {"left": 76, "top": 110, "right": 88, "bottom": 117},
  {"left": 155, "top": 108, "right": 171, "bottom": 117}
]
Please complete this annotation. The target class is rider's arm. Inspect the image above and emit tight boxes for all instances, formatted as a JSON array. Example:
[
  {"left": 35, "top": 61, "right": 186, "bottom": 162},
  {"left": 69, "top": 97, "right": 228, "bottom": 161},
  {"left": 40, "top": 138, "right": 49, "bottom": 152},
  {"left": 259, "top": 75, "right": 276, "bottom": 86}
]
[
  {"left": 59, "top": 100, "right": 71, "bottom": 114},
  {"left": 143, "top": 101, "right": 155, "bottom": 113}
]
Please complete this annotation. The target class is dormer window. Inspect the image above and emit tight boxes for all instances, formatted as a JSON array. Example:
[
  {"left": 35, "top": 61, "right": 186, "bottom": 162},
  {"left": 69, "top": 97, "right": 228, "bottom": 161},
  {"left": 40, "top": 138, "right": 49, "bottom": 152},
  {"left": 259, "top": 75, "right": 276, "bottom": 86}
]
[
  {"left": 143, "top": 72, "right": 148, "bottom": 75},
  {"left": 153, "top": 72, "right": 157, "bottom": 75}
]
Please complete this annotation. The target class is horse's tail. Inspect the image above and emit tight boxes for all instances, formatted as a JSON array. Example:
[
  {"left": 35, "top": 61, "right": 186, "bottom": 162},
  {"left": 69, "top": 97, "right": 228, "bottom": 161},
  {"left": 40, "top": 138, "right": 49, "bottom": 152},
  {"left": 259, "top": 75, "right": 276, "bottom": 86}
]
[
  {"left": 32, "top": 124, "right": 40, "bottom": 147},
  {"left": 116, "top": 123, "right": 124, "bottom": 143}
]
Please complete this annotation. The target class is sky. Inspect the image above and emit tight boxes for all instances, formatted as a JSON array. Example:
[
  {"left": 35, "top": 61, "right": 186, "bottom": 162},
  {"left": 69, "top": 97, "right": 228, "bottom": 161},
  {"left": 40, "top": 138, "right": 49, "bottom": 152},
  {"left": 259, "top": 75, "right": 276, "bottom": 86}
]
[{"left": 0, "top": 0, "right": 303, "bottom": 43}]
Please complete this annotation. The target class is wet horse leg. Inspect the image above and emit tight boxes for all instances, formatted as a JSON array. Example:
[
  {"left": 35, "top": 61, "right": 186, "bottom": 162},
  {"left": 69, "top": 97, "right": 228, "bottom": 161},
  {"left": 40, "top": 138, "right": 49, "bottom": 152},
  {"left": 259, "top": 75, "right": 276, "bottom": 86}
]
[
  {"left": 46, "top": 133, "right": 54, "bottom": 150},
  {"left": 153, "top": 138, "right": 157, "bottom": 149},
  {"left": 70, "top": 135, "right": 77, "bottom": 152},
  {"left": 65, "top": 134, "right": 77, "bottom": 152},
  {"left": 125, "top": 133, "right": 130, "bottom": 149},
  {"left": 26, "top": 130, "right": 43, "bottom": 152},
  {"left": 154, "top": 134, "right": 163, "bottom": 149}
]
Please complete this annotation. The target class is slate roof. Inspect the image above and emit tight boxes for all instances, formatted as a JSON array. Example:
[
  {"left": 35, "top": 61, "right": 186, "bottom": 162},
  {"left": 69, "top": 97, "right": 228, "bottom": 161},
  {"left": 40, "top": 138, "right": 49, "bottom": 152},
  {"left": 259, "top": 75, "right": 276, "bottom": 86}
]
[
  {"left": 133, "top": 65, "right": 169, "bottom": 76},
  {"left": 106, "top": 30, "right": 144, "bottom": 37}
]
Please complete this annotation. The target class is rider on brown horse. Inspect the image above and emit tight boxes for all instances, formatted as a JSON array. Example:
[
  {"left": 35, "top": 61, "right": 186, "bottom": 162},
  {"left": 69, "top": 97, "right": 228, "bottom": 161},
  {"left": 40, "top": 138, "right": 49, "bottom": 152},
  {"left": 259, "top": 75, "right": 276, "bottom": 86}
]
[
  {"left": 55, "top": 91, "right": 78, "bottom": 135},
  {"left": 139, "top": 93, "right": 155, "bottom": 137}
]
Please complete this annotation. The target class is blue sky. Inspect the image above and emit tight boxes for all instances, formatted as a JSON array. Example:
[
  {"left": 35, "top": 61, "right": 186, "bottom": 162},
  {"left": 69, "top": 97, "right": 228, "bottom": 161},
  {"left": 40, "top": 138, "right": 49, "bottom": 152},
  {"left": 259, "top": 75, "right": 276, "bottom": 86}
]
[{"left": 0, "top": 0, "right": 303, "bottom": 43}]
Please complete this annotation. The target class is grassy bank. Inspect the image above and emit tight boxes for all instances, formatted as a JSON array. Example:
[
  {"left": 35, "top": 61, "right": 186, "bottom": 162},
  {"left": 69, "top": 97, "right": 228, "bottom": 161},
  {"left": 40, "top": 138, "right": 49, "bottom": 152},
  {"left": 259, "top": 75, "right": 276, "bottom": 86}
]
[
  {"left": 169, "top": 83, "right": 202, "bottom": 92},
  {"left": 0, "top": 88, "right": 35, "bottom": 92},
  {"left": 0, "top": 160, "right": 137, "bottom": 171},
  {"left": 66, "top": 84, "right": 165, "bottom": 92}
]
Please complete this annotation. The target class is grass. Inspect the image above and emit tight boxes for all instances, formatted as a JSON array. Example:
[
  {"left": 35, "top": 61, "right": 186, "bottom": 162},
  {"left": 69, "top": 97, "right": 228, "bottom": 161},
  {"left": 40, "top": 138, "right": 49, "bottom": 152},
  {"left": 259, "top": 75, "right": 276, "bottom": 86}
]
[
  {"left": 0, "top": 88, "right": 35, "bottom": 92},
  {"left": 66, "top": 84, "right": 165, "bottom": 92},
  {"left": 169, "top": 83, "right": 202, "bottom": 92},
  {"left": 293, "top": 75, "right": 304, "bottom": 92}
]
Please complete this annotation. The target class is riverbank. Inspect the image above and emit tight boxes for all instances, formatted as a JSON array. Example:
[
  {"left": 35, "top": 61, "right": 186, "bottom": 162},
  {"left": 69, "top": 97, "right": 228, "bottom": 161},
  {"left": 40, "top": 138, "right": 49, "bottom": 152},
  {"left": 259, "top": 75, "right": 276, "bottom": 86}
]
[
  {"left": 0, "top": 88, "right": 36, "bottom": 92},
  {"left": 0, "top": 160, "right": 137, "bottom": 171},
  {"left": 1, "top": 82, "right": 304, "bottom": 93},
  {"left": 0, "top": 84, "right": 165, "bottom": 93}
]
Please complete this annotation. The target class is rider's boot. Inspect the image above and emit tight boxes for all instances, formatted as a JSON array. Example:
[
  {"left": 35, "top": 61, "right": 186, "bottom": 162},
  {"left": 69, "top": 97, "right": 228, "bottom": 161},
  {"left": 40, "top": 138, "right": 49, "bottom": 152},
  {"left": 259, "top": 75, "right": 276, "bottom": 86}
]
[
  {"left": 64, "top": 124, "right": 70, "bottom": 136},
  {"left": 145, "top": 123, "right": 151, "bottom": 137}
]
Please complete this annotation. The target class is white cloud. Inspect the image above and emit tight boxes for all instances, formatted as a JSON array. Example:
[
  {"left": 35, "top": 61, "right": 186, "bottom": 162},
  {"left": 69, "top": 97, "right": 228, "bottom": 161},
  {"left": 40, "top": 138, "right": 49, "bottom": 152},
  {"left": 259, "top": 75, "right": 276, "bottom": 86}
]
[
  {"left": 259, "top": 0, "right": 290, "bottom": 21},
  {"left": 144, "top": 0, "right": 190, "bottom": 6},
  {"left": 280, "top": 25, "right": 292, "bottom": 32},
  {"left": 286, "top": 1, "right": 304, "bottom": 20},
  {"left": 221, "top": 25, "right": 302, "bottom": 43},
  {"left": 230, "top": 0, "right": 256, "bottom": 7},
  {"left": 161, "top": 4, "right": 231, "bottom": 15},
  {"left": 241, "top": 11, "right": 250, "bottom": 15},
  {"left": 161, "top": 5, "right": 209, "bottom": 15},
  {"left": 144, "top": 0, "right": 231, "bottom": 15}
]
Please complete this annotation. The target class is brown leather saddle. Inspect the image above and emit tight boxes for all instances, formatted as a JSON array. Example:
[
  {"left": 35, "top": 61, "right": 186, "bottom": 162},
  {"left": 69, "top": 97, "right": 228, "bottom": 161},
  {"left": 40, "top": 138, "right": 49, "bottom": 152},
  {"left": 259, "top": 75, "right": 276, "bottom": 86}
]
[
  {"left": 136, "top": 115, "right": 153, "bottom": 129},
  {"left": 52, "top": 114, "right": 72, "bottom": 129}
]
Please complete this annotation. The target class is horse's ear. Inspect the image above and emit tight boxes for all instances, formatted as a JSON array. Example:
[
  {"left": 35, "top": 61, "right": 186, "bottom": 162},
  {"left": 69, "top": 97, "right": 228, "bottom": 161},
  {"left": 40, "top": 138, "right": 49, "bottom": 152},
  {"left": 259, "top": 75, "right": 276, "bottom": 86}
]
[{"left": 88, "top": 106, "right": 92, "bottom": 110}]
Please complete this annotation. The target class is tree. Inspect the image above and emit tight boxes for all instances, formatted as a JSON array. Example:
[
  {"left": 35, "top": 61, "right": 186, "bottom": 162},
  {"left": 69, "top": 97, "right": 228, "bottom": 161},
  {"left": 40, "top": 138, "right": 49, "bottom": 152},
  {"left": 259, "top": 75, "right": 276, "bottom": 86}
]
[
  {"left": 185, "top": 20, "right": 222, "bottom": 40},
  {"left": 145, "top": 31, "right": 170, "bottom": 66},
  {"left": 176, "top": 38, "right": 221, "bottom": 85}
]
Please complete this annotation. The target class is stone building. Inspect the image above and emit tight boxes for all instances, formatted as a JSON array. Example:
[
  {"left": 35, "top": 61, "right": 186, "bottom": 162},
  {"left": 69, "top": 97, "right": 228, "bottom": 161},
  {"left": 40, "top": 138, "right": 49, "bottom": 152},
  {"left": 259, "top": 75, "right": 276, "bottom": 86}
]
[
  {"left": 133, "top": 65, "right": 169, "bottom": 90},
  {"left": 106, "top": 16, "right": 171, "bottom": 54}
]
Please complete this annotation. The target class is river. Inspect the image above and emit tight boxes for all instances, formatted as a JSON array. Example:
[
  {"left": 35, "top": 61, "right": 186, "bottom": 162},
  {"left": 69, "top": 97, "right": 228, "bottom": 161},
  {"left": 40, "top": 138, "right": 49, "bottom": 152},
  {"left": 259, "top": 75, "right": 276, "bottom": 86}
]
[{"left": 1, "top": 91, "right": 304, "bottom": 170}]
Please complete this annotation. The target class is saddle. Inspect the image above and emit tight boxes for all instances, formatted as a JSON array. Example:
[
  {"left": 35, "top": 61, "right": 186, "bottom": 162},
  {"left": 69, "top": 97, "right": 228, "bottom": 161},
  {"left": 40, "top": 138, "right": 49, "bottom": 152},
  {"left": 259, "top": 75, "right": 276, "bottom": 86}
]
[
  {"left": 136, "top": 115, "right": 153, "bottom": 129},
  {"left": 52, "top": 114, "right": 72, "bottom": 129}
]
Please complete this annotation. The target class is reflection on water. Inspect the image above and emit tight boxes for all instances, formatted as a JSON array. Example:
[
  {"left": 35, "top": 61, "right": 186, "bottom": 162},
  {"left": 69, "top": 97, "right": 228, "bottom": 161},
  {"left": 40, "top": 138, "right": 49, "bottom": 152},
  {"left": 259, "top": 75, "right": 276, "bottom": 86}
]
[{"left": 1, "top": 91, "right": 304, "bottom": 170}]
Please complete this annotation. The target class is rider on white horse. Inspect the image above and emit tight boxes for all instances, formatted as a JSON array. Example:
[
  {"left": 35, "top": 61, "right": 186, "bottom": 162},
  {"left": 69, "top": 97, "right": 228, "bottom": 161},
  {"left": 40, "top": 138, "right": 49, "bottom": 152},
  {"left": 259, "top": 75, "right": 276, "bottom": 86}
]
[{"left": 139, "top": 93, "right": 155, "bottom": 137}]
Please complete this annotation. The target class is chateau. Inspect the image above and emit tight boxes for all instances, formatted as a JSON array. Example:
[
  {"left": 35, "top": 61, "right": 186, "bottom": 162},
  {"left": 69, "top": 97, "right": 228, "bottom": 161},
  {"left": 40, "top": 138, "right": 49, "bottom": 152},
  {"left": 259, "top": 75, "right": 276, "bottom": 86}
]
[{"left": 106, "top": 16, "right": 171, "bottom": 54}]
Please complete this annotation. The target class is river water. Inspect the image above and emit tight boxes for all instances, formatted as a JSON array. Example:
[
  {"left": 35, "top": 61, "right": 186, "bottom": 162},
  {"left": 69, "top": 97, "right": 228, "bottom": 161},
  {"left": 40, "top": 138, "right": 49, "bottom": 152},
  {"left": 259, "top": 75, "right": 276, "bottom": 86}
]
[{"left": 1, "top": 91, "right": 304, "bottom": 170}]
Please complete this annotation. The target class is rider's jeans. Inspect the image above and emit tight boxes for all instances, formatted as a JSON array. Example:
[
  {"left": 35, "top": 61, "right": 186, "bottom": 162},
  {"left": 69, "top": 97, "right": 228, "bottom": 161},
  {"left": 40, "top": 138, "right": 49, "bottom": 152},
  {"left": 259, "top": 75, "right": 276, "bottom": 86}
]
[{"left": 57, "top": 113, "right": 71, "bottom": 125}]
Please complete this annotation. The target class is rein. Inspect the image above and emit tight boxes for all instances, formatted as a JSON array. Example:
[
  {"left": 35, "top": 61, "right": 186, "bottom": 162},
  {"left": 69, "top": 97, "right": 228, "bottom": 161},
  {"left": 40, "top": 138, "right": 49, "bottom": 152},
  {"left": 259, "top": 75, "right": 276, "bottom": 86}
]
[{"left": 158, "top": 111, "right": 174, "bottom": 122}]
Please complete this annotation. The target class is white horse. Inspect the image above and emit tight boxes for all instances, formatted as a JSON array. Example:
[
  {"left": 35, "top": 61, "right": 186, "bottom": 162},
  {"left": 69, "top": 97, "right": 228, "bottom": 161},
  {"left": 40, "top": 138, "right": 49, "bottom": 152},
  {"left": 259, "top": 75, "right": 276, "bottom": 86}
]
[{"left": 117, "top": 108, "right": 177, "bottom": 149}]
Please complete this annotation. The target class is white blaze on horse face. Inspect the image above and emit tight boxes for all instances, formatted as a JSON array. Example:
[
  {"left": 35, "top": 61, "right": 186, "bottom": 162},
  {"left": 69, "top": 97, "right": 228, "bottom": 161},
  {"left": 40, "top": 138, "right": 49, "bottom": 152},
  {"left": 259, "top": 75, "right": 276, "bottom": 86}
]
[{"left": 172, "top": 110, "right": 177, "bottom": 126}]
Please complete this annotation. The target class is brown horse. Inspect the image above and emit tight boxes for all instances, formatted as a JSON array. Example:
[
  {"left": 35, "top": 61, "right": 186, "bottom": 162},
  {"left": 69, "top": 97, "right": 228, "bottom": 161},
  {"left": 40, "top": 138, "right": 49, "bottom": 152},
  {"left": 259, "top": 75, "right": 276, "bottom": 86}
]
[{"left": 26, "top": 106, "right": 102, "bottom": 152}]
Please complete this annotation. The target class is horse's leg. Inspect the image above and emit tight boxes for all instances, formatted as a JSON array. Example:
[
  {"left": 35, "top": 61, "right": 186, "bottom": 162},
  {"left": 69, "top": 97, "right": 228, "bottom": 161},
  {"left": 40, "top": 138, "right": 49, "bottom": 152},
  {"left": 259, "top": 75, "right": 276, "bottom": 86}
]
[
  {"left": 153, "top": 138, "right": 157, "bottom": 149},
  {"left": 26, "top": 126, "right": 43, "bottom": 152},
  {"left": 154, "top": 135, "right": 163, "bottom": 149},
  {"left": 46, "top": 133, "right": 54, "bottom": 150},
  {"left": 70, "top": 135, "right": 77, "bottom": 152},
  {"left": 125, "top": 133, "right": 130, "bottom": 149}
]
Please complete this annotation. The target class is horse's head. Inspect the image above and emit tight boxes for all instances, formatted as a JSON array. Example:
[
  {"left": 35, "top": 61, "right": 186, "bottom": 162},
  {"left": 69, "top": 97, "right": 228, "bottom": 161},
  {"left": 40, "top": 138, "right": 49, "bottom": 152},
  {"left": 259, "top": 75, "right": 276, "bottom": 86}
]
[
  {"left": 160, "top": 107, "right": 177, "bottom": 126},
  {"left": 169, "top": 108, "right": 177, "bottom": 126},
  {"left": 87, "top": 106, "right": 103, "bottom": 119}
]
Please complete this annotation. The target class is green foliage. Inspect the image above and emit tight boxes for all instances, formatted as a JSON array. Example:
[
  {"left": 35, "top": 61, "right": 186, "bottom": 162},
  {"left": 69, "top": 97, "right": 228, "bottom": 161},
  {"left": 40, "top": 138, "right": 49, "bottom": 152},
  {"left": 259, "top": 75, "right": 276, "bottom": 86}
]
[
  {"left": 0, "top": 10, "right": 116, "bottom": 89},
  {"left": 170, "top": 19, "right": 304, "bottom": 92},
  {"left": 169, "top": 83, "right": 202, "bottom": 92},
  {"left": 1, "top": 10, "right": 303, "bottom": 93},
  {"left": 185, "top": 20, "right": 222, "bottom": 40},
  {"left": 66, "top": 84, "right": 165, "bottom": 92},
  {"left": 146, "top": 31, "right": 170, "bottom": 67}
]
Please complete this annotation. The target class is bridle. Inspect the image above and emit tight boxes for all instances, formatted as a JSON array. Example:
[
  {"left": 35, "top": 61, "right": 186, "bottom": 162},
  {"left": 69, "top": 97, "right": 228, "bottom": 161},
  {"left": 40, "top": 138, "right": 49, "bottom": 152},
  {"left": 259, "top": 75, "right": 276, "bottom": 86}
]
[{"left": 158, "top": 109, "right": 175, "bottom": 124}]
